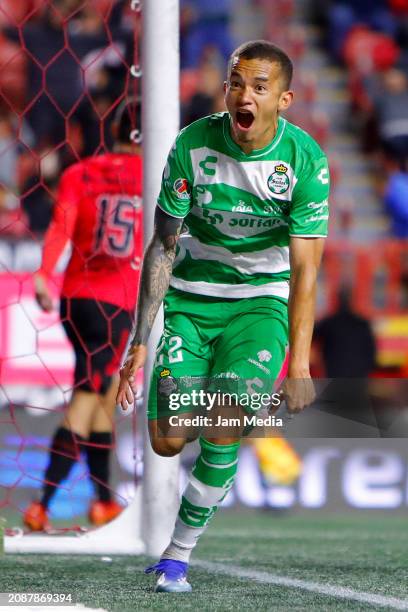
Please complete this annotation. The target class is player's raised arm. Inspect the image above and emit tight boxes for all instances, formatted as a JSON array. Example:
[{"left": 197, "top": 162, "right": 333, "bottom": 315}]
[{"left": 116, "top": 207, "right": 184, "bottom": 409}]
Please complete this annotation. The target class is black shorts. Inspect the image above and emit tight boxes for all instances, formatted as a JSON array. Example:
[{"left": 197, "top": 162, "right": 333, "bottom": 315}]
[{"left": 60, "top": 297, "right": 133, "bottom": 394}]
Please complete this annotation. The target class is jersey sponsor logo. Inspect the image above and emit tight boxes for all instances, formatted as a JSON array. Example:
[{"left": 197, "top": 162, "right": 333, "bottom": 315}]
[
  {"left": 317, "top": 168, "right": 329, "bottom": 184},
  {"left": 248, "top": 358, "right": 270, "bottom": 375},
  {"left": 264, "top": 201, "right": 290, "bottom": 215},
  {"left": 196, "top": 206, "right": 288, "bottom": 237},
  {"left": 232, "top": 201, "right": 253, "bottom": 213},
  {"left": 307, "top": 199, "right": 328, "bottom": 209},
  {"left": 264, "top": 204, "right": 276, "bottom": 213},
  {"left": 201, "top": 208, "right": 287, "bottom": 230},
  {"left": 307, "top": 214, "right": 329, "bottom": 222},
  {"left": 306, "top": 199, "right": 329, "bottom": 222},
  {"left": 203, "top": 208, "right": 223, "bottom": 225},
  {"left": 257, "top": 349, "right": 272, "bottom": 363},
  {"left": 199, "top": 155, "right": 218, "bottom": 176},
  {"left": 173, "top": 178, "right": 191, "bottom": 200},
  {"left": 267, "top": 164, "right": 290, "bottom": 194},
  {"left": 212, "top": 371, "right": 240, "bottom": 380}
]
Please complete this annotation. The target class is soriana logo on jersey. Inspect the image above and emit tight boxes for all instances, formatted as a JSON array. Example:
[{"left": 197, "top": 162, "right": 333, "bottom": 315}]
[{"left": 173, "top": 177, "right": 191, "bottom": 200}]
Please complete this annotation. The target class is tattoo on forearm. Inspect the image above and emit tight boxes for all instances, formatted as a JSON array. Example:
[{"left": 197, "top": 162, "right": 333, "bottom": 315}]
[{"left": 130, "top": 209, "right": 183, "bottom": 346}]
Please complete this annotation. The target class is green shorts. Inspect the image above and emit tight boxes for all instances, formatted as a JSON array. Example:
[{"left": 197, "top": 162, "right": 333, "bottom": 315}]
[{"left": 148, "top": 287, "right": 289, "bottom": 420}]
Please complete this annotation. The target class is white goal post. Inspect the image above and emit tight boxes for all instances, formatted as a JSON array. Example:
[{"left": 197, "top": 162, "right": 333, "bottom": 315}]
[{"left": 5, "top": 0, "right": 180, "bottom": 556}]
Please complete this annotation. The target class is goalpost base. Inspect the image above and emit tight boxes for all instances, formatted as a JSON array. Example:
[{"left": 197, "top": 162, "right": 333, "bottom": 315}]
[{"left": 4, "top": 487, "right": 145, "bottom": 555}]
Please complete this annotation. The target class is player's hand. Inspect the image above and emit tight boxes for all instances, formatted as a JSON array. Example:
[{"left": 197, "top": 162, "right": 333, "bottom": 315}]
[
  {"left": 34, "top": 273, "right": 53, "bottom": 312},
  {"left": 116, "top": 344, "right": 147, "bottom": 410},
  {"left": 279, "top": 375, "right": 315, "bottom": 413}
]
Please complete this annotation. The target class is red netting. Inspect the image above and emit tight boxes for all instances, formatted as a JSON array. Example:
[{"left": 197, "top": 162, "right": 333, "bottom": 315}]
[{"left": 0, "top": 0, "right": 142, "bottom": 531}]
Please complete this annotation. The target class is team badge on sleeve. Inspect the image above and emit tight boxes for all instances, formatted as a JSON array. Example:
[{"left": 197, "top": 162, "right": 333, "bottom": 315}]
[{"left": 173, "top": 178, "right": 191, "bottom": 200}]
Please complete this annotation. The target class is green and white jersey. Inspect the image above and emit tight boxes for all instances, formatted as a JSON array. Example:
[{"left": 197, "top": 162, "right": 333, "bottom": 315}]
[{"left": 158, "top": 112, "right": 329, "bottom": 301}]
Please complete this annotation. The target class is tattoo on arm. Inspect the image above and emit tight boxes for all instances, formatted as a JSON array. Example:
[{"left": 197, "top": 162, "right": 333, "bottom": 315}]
[{"left": 130, "top": 208, "right": 183, "bottom": 346}]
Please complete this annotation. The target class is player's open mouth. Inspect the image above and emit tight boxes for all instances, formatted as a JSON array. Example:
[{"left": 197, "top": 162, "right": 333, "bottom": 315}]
[{"left": 236, "top": 110, "right": 255, "bottom": 130}]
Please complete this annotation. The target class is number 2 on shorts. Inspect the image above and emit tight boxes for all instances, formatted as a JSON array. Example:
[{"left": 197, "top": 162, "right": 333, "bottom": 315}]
[
  {"left": 155, "top": 335, "right": 183, "bottom": 366},
  {"left": 168, "top": 336, "right": 183, "bottom": 363}
]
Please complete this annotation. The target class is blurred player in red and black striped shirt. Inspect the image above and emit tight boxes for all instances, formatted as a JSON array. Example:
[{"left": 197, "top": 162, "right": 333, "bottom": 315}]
[{"left": 24, "top": 99, "right": 142, "bottom": 531}]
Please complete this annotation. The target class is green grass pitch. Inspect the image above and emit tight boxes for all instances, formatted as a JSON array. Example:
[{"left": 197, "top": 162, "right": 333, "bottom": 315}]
[{"left": 2, "top": 511, "right": 408, "bottom": 611}]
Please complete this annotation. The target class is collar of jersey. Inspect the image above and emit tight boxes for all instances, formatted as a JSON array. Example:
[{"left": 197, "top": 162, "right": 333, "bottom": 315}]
[{"left": 222, "top": 113, "right": 286, "bottom": 159}]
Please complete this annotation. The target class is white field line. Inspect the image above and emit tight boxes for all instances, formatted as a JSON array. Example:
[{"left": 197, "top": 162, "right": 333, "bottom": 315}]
[
  {"left": 192, "top": 560, "right": 408, "bottom": 610},
  {"left": 203, "top": 529, "right": 399, "bottom": 541}
]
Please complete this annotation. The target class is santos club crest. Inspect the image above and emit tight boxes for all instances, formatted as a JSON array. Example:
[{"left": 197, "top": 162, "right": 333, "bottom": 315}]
[{"left": 267, "top": 164, "right": 289, "bottom": 195}]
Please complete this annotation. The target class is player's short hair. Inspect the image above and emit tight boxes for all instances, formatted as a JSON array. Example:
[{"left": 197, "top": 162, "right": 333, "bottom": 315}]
[
  {"left": 228, "top": 40, "right": 293, "bottom": 90},
  {"left": 113, "top": 97, "right": 142, "bottom": 145}
]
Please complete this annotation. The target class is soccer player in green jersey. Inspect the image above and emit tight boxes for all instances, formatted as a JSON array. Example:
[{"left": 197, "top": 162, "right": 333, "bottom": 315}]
[{"left": 117, "top": 40, "right": 330, "bottom": 592}]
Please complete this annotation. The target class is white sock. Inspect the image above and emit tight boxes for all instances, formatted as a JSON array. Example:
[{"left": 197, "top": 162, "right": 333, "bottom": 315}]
[{"left": 162, "top": 537, "right": 194, "bottom": 563}]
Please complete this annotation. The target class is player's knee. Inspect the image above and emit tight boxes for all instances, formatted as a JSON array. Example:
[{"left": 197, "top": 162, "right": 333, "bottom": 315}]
[{"left": 150, "top": 437, "right": 185, "bottom": 457}]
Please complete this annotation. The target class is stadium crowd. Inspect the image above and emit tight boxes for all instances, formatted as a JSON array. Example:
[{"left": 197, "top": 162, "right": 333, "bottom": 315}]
[{"left": 315, "top": 0, "right": 408, "bottom": 237}]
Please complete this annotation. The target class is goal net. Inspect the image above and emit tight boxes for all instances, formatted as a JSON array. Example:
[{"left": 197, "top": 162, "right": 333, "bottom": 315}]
[{"left": 1, "top": 0, "right": 180, "bottom": 556}]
